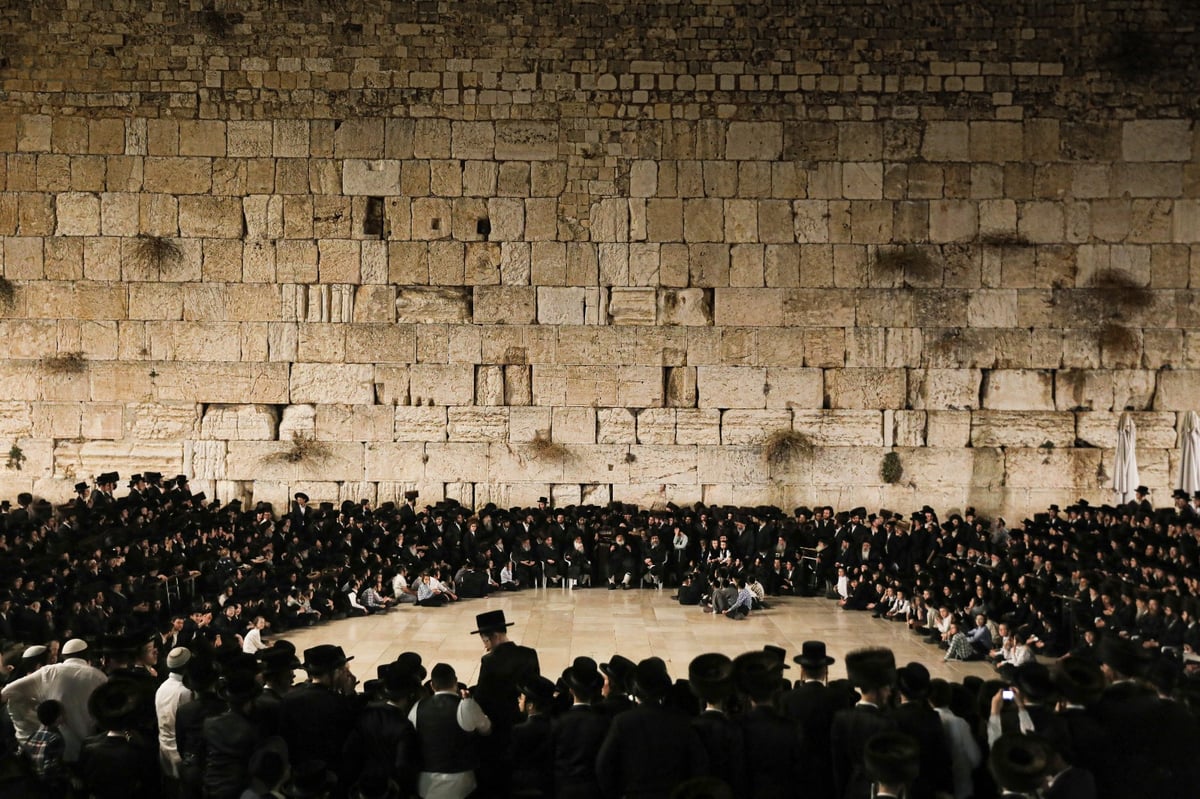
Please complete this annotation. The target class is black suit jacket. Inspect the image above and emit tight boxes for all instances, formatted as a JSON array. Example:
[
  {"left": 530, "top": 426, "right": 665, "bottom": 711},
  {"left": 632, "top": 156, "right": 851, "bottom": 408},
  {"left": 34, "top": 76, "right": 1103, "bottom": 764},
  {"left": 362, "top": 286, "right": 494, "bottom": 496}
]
[
  {"left": 552, "top": 704, "right": 610, "bottom": 799},
  {"left": 739, "top": 705, "right": 804, "bottom": 799},
  {"left": 692, "top": 709, "right": 746, "bottom": 790},
  {"left": 595, "top": 701, "right": 707, "bottom": 798},
  {"left": 891, "top": 700, "right": 954, "bottom": 799},
  {"left": 475, "top": 640, "right": 541, "bottom": 738},
  {"left": 781, "top": 681, "right": 841, "bottom": 798},
  {"left": 831, "top": 703, "right": 896, "bottom": 799}
]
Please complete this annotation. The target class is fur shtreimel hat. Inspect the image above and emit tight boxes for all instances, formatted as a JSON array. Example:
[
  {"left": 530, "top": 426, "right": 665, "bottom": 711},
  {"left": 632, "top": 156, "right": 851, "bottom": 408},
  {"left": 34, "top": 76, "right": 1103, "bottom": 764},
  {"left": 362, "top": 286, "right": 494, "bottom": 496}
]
[{"left": 844, "top": 647, "right": 897, "bottom": 691}]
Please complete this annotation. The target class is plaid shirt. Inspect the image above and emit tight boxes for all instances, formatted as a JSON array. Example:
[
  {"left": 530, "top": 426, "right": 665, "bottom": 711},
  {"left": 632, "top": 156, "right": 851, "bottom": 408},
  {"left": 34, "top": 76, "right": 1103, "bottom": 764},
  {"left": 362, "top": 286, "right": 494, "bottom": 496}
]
[
  {"left": 944, "top": 631, "right": 975, "bottom": 661},
  {"left": 22, "top": 725, "right": 64, "bottom": 780}
]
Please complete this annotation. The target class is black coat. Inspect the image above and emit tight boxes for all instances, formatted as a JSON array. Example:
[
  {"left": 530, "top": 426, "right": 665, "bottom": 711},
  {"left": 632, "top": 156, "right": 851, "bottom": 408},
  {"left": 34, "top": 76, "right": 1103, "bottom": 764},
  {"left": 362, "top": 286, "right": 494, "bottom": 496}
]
[
  {"left": 475, "top": 640, "right": 541, "bottom": 738},
  {"left": 780, "top": 681, "right": 842, "bottom": 799},
  {"left": 831, "top": 703, "right": 896, "bottom": 799},
  {"left": 691, "top": 709, "right": 746, "bottom": 790},
  {"left": 202, "top": 709, "right": 261, "bottom": 799},
  {"left": 510, "top": 713, "right": 554, "bottom": 798},
  {"left": 739, "top": 705, "right": 804, "bottom": 799},
  {"left": 277, "top": 682, "right": 360, "bottom": 782},
  {"left": 551, "top": 704, "right": 610, "bottom": 799},
  {"left": 595, "top": 701, "right": 708, "bottom": 799},
  {"left": 890, "top": 700, "right": 954, "bottom": 799}
]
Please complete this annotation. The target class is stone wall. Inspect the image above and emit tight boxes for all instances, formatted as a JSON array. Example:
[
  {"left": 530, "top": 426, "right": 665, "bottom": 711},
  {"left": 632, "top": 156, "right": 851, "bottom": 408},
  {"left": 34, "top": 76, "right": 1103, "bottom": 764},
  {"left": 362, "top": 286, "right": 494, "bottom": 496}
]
[{"left": 0, "top": 0, "right": 1197, "bottom": 516}]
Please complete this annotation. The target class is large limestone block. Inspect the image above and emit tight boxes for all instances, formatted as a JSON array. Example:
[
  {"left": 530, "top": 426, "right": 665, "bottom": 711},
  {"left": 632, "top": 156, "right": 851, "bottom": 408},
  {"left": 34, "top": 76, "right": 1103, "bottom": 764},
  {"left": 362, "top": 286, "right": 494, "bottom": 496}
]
[
  {"left": 53, "top": 440, "right": 184, "bottom": 482},
  {"left": 980, "top": 369, "right": 1054, "bottom": 410},
  {"left": 697, "top": 366, "right": 766, "bottom": 409},
  {"left": 721, "top": 410, "right": 792, "bottom": 445},
  {"left": 396, "top": 287, "right": 471, "bottom": 324},
  {"left": 200, "top": 404, "right": 279, "bottom": 441},
  {"left": 1154, "top": 371, "right": 1200, "bottom": 411},
  {"left": 1075, "top": 412, "right": 1178, "bottom": 449},
  {"left": 227, "top": 440, "right": 365, "bottom": 482},
  {"left": 0, "top": 402, "right": 34, "bottom": 439},
  {"left": 628, "top": 445, "right": 698, "bottom": 484},
  {"left": 290, "top": 363, "right": 375, "bottom": 404},
  {"left": 55, "top": 192, "right": 100, "bottom": 236},
  {"left": 590, "top": 198, "right": 629, "bottom": 243},
  {"left": 726, "top": 122, "right": 782, "bottom": 160},
  {"left": 278, "top": 405, "right": 316, "bottom": 439},
  {"left": 970, "top": 411, "right": 1075, "bottom": 448},
  {"left": 809, "top": 447, "right": 886, "bottom": 488},
  {"left": 179, "top": 196, "right": 243, "bottom": 238},
  {"left": 792, "top": 410, "right": 884, "bottom": 447},
  {"left": 659, "top": 289, "right": 713, "bottom": 326},
  {"left": 552, "top": 407, "right": 597, "bottom": 444},
  {"left": 394, "top": 406, "right": 448, "bottom": 442},
  {"left": 80, "top": 405, "right": 122, "bottom": 440},
  {"left": 537, "top": 287, "right": 585, "bottom": 325},
  {"left": 1003, "top": 448, "right": 1103, "bottom": 490},
  {"left": 698, "top": 446, "right": 768, "bottom": 484},
  {"left": 925, "top": 411, "right": 972, "bottom": 447},
  {"left": 342, "top": 160, "right": 401, "bottom": 195},
  {"left": 494, "top": 121, "right": 558, "bottom": 161},
  {"left": 151, "top": 363, "right": 290, "bottom": 404},
  {"left": 636, "top": 408, "right": 676, "bottom": 444},
  {"left": 1122, "top": 120, "right": 1193, "bottom": 162},
  {"left": 765, "top": 368, "right": 823, "bottom": 410},
  {"left": 908, "top": 369, "right": 982, "bottom": 410},
  {"left": 562, "top": 444, "right": 631, "bottom": 484},
  {"left": 825, "top": 368, "right": 907, "bottom": 409},
  {"left": 890, "top": 410, "right": 928, "bottom": 447},
  {"left": 597, "top": 408, "right": 636, "bottom": 444},
  {"left": 903, "top": 448, "right": 1003, "bottom": 490},
  {"left": 608, "top": 288, "right": 657, "bottom": 325},
  {"left": 447, "top": 407, "right": 509, "bottom": 442},
  {"left": 120, "top": 403, "right": 196, "bottom": 441},
  {"left": 666, "top": 366, "right": 698, "bottom": 408},
  {"left": 409, "top": 364, "right": 474, "bottom": 407},
  {"left": 488, "top": 440, "right": 563, "bottom": 483},
  {"left": 474, "top": 286, "right": 536, "bottom": 324},
  {"left": 476, "top": 365, "right": 505, "bottom": 407},
  {"left": 508, "top": 407, "right": 552, "bottom": 443},
  {"left": 183, "top": 441, "right": 226, "bottom": 481},
  {"left": 316, "top": 405, "right": 394, "bottom": 442},
  {"left": 345, "top": 324, "right": 415, "bottom": 364},
  {"left": 0, "top": 321, "right": 58, "bottom": 359},
  {"left": 675, "top": 409, "right": 722, "bottom": 445},
  {"left": 713, "top": 288, "right": 783, "bottom": 326}
]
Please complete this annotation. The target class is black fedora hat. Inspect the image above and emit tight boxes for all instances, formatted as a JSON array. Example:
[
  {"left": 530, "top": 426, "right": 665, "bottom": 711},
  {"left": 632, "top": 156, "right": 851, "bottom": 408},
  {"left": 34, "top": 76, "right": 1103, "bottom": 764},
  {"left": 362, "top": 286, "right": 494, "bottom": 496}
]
[
  {"left": 631, "top": 658, "right": 672, "bottom": 701},
  {"left": 687, "top": 653, "right": 735, "bottom": 704},
  {"left": 1052, "top": 656, "right": 1105, "bottom": 706},
  {"left": 88, "top": 678, "right": 143, "bottom": 731},
  {"left": 470, "top": 609, "right": 515, "bottom": 635},
  {"left": 219, "top": 669, "right": 263, "bottom": 703},
  {"left": 794, "top": 640, "right": 836, "bottom": 669},
  {"left": 761, "top": 645, "right": 791, "bottom": 670},
  {"left": 561, "top": 656, "right": 604, "bottom": 697},
  {"left": 864, "top": 731, "right": 920, "bottom": 785},
  {"left": 896, "top": 662, "right": 931, "bottom": 700},
  {"left": 989, "top": 733, "right": 1051, "bottom": 792},
  {"left": 302, "top": 644, "right": 353, "bottom": 675},
  {"left": 392, "top": 651, "right": 427, "bottom": 683},
  {"left": 600, "top": 654, "right": 636, "bottom": 692},
  {"left": 518, "top": 674, "right": 557, "bottom": 706},
  {"left": 733, "top": 651, "right": 784, "bottom": 702}
]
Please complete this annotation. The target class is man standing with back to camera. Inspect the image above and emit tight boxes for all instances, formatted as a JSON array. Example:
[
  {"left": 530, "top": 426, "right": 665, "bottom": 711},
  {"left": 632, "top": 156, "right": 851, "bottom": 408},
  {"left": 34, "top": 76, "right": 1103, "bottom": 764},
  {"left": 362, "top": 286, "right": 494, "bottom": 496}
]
[{"left": 470, "top": 609, "right": 540, "bottom": 797}]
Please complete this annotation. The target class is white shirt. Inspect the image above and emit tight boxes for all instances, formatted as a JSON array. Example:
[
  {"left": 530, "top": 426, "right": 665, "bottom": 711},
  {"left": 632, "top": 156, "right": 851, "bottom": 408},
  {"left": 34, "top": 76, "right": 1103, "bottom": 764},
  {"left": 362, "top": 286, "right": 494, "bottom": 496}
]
[
  {"left": 935, "top": 706, "right": 982, "bottom": 799},
  {"left": 408, "top": 692, "right": 492, "bottom": 799},
  {"left": 155, "top": 671, "right": 194, "bottom": 776},
  {"left": 242, "top": 627, "right": 268, "bottom": 654},
  {"left": 1, "top": 656, "right": 107, "bottom": 761}
]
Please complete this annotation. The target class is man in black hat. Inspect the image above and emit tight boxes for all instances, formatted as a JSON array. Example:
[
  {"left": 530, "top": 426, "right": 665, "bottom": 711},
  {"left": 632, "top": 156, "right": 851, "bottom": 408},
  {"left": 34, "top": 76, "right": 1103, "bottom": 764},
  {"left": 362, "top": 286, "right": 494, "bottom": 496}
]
[
  {"left": 551, "top": 657, "right": 609, "bottom": 799},
  {"left": 891, "top": 662, "right": 953, "bottom": 799},
  {"left": 471, "top": 609, "right": 540, "bottom": 795},
  {"left": 831, "top": 647, "right": 898, "bottom": 799},
  {"left": 687, "top": 653, "right": 746, "bottom": 790},
  {"left": 863, "top": 731, "right": 921, "bottom": 799},
  {"left": 595, "top": 659, "right": 707, "bottom": 797},
  {"left": 510, "top": 675, "right": 557, "bottom": 797},
  {"left": 781, "top": 641, "right": 843, "bottom": 799},
  {"left": 203, "top": 659, "right": 263, "bottom": 799},
  {"left": 733, "top": 651, "right": 802, "bottom": 799},
  {"left": 408, "top": 662, "right": 492, "bottom": 799},
  {"left": 77, "top": 677, "right": 159, "bottom": 799},
  {"left": 345, "top": 659, "right": 422, "bottom": 795},
  {"left": 278, "top": 644, "right": 360, "bottom": 787},
  {"left": 597, "top": 654, "right": 636, "bottom": 718}
]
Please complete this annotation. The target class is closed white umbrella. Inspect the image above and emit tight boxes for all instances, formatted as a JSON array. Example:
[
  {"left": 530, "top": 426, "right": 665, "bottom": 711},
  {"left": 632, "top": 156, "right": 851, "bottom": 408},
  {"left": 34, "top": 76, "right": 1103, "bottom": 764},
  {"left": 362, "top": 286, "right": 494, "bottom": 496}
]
[
  {"left": 1178, "top": 411, "right": 1200, "bottom": 496},
  {"left": 1112, "top": 412, "right": 1139, "bottom": 505}
]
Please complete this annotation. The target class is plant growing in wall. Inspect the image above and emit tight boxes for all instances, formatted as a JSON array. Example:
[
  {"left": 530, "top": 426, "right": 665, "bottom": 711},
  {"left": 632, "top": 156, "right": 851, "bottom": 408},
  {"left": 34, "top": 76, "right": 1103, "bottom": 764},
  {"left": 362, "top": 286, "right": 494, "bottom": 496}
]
[
  {"left": 6, "top": 445, "right": 26, "bottom": 471},
  {"left": 872, "top": 245, "right": 941, "bottom": 287},
  {"left": 527, "top": 430, "right": 572, "bottom": 461},
  {"left": 880, "top": 451, "right": 903, "bottom": 484},
  {"left": 0, "top": 276, "right": 15, "bottom": 311},
  {"left": 265, "top": 432, "right": 333, "bottom": 465},
  {"left": 131, "top": 234, "right": 182, "bottom": 276},
  {"left": 762, "top": 429, "right": 813, "bottom": 470},
  {"left": 41, "top": 352, "right": 87, "bottom": 374}
]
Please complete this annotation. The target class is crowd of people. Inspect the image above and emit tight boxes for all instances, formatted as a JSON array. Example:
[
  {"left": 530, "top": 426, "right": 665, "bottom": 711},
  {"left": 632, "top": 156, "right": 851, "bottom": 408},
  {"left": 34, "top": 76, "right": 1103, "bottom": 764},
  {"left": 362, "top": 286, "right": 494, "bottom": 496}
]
[{"left": 0, "top": 472, "right": 1199, "bottom": 797}]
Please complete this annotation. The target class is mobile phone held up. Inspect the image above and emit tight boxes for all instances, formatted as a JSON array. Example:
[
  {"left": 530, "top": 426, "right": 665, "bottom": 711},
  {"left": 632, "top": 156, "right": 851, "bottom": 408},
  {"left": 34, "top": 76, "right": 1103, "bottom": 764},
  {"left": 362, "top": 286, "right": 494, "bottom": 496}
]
[{"left": 1002, "top": 689, "right": 1015, "bottom": 701}]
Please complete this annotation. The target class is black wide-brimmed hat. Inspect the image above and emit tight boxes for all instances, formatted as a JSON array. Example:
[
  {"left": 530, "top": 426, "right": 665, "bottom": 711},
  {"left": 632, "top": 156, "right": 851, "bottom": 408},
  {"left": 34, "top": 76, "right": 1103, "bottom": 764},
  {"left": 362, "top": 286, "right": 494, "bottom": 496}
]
[
  {"left": 632, "top": 658, "right": 673, "bottom": 700},
  {"left": 600, "top": 654, "right": 636, "bottom": 692},
  {"left": 733, "top": 651, "right": 784, "bottom": 702},
  {"left": 990, "top": 733, "right": 1051, "bottom": 792},
  {"left": 519, "top": 674, "right": 557, "bottom": 706},
  {"left": 1052, "top": 656, "right": 1105, "bottom": 706},
  {"left": 470, "top": 609, "right": 515, "bottom": 635},
  {"left": 796, "top": 643, "right": 835, "bottom": 667},
  {"left": 688, "top": 653, "right": 735, "bottom": 704},
  {"left": 302, "top": 644, "right": 353, "bottom": 675},
  {"left": 864, "top": 731, "right": 921, "bottom": 785},
  {"left": 88, "top": 678, "right": 143, "bottom": 731},
  {"left": 562, "top": 656, "right": 605, "bottom": 697},
  {"left": 896, "top": 662, "right": 931, "bottom": 700}
]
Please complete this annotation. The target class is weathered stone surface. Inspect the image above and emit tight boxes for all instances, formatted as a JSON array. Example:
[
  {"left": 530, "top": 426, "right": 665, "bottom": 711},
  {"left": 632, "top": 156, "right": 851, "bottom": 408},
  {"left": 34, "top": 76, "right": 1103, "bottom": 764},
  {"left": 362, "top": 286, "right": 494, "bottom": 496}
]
[
  {"left": 636, "top": 408, "right": 675, "bottom": 444},
  {"left": 447, "top": 407, "right": 509, "bottom": 442},
  {"left": 227, "top": 440, "right": 365, "bottom": 482},
  {"left": 825, "top": 368, "right": 907, "bottom": 409},
  {"left": 395, "top": 287, "right": 471, "bottom": 324},
  {"left": 394, "top": 406, "right": 448, "bottom": 442},
  {"left": 1075, "top": 411, "right": 1178, "bottom": 449},
  {"left": 537, "top": 287, "right": 586, "bottom": 325},
  {"left": 721, "top": 409, "right": 792, "bottom": 445},
  {"left": 552, "top": 407, "right": 597, "bottom": 444},
  {"left": 908, "top": 369, "right": 982, "bottom": 410},
  {"left": 608, "top": 287, "right": 657, "bottom": 325},
  {"left": 674, "top": 409, "right": 722, "bottom": 445},
  {"left": 792, "top": 410, "right": 884, "bottom": 447},
  {"left": 597, "top": 407, "right": 637, "bottom": 444},
  {"left": 290, "top": 363, "right": 375, "bottom": 404},
  {"left": 1154, "top": 371, "right": 1200, "bottom": 411},
  {"left": 200, "top": 404, "right": 279, "bottom": 441},
  {"left": 970, "top": 411, "right": 1075, "bottom": 448},
  {"left": 494, "top": 121, "right": 558, "bottom": 161},
  {"left": 659, "top": 289, "right": 712, "bottom": 326},
  {"left": 315, "top": 404, "right": 395, "bottom": 442},
  {"left": 697, "top": 366, "right": 766, "bottom": 409},
  {"left": 925, "top": 411, "right": 972, "bottom": 448},
  {"left": 764, "top": 367, "right": 823, "bottom": 410},
  {"left": 409, "top": 364, "right": 475, "bottom": 407},
  {"left": 980, "top": 369, "right": 1054, "bottom": 411}
]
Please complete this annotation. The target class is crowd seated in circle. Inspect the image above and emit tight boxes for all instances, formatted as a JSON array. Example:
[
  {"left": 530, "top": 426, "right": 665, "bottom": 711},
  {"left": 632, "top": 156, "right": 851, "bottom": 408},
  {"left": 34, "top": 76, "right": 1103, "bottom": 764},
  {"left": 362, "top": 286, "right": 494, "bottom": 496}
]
[{"left": 0, "top": 474, "right": 1199, "bottom": 797}]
